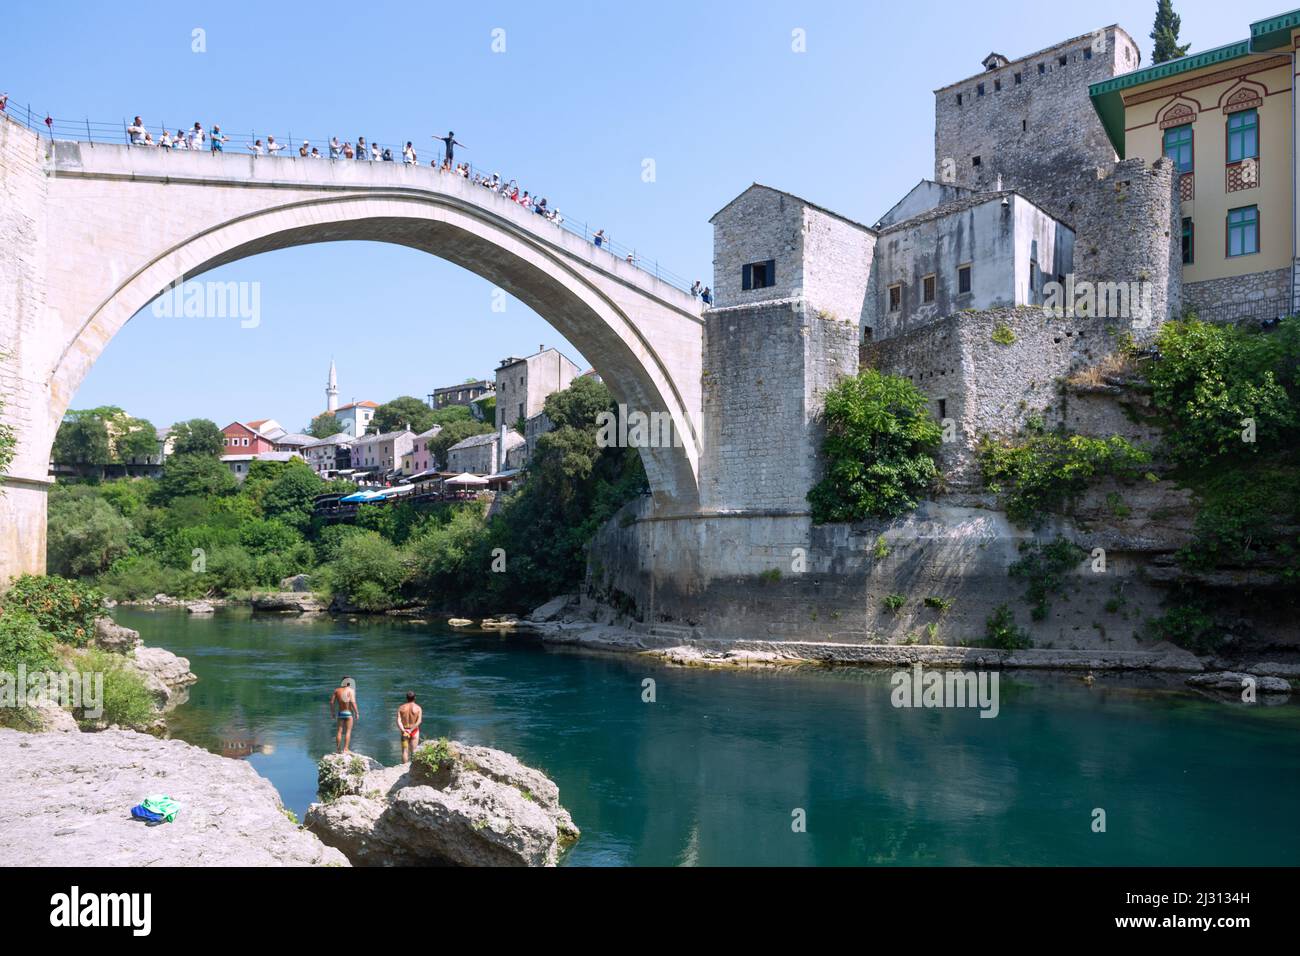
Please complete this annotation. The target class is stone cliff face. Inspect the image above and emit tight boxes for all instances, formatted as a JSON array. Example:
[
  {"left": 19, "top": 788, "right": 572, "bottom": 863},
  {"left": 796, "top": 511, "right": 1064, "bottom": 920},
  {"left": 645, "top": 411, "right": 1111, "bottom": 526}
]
[
  {"left": 0, "top": 729, "right": 348, "bottom": 866},
  {"left": 306, "top": 744, "right": 579, "bottom": 867}
]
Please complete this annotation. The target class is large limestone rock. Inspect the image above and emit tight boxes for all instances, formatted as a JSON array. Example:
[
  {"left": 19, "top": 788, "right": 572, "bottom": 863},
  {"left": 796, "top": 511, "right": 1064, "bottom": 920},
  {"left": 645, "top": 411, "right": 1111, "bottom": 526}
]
[
  {"left": 306, "top": 743, "right": 579, "bottom": 867},
  {"left": 92, "top": 616, "right": 143, "bottom": 653},
  {"left": 253, "top": 591, "right": 326, "bottom": 613},
  {"left": 0, "top": 729, "right": 348, "bottom": 866},
  {"left": 127, "top": 645, "right": 198, "bottom": 711}
]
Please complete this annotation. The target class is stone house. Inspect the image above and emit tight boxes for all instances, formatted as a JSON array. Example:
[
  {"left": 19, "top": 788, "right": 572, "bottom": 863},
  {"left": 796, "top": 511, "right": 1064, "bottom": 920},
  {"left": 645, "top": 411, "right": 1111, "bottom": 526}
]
[
  {"left": 351, "top": 429, "right": 414, "bottom": 477},
  {"left": 494, "top": 347, "right": 580, "bottom": 429},
  {"left": 303, "top": 432, "right": 354, "bottom": 476},
  {"left": 447, "top": 428, "right": 524, "bottom": 475}
]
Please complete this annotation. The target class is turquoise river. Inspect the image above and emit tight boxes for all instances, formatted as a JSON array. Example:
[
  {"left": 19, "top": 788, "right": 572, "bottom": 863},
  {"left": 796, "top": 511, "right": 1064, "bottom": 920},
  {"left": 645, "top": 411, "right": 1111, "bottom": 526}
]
[{"left": 116, "top": 608, "right": 1300, "bottom": 866}]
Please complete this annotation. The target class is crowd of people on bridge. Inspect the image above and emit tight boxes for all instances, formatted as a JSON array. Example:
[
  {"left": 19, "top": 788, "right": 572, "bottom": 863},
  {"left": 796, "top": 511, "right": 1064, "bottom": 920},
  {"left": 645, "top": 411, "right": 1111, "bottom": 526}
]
[{"left": 117, "top": 114, "right": 706, "bottom": 286}]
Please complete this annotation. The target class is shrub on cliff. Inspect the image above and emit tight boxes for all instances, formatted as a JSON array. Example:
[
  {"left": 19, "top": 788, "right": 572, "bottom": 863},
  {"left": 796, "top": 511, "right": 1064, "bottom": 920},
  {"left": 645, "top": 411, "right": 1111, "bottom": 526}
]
[
  {"left": 979, "top": 428, "right": 1150, "bottom": 526},
  {"left": 46, "top": 488, "right": 134, "bottom": 578},
  {"left": 328, "top": 531, "right": 408, "bottom": 610},
  {"left": 1, "top": 575, "right": 103, "bottom": 647},
  {"left": 66, "top": 647, "right": 157, "bottom": 728},
  {"left": 1146, "top": 317, "right": 1299, "bottom": 464},
  {"left": 808, "top": 370, "right": 942, "bottom": 523}
]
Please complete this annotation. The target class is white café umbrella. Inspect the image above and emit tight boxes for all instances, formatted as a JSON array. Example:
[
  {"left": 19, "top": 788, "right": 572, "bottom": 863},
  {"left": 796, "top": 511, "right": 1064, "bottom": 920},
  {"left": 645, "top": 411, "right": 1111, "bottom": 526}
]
[{"left": 445, "top": 472, "right": 489, "bottom": 487}]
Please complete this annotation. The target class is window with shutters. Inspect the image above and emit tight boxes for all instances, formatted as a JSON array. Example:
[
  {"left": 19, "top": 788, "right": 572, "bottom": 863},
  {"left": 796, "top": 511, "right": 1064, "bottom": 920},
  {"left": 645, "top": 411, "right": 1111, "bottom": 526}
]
[
  {"left": 957, "top": 264, "right": 973, "bottom": 295},
  {"left": 922, "top": 274, "right": 936, "bottom": 303},
  {"left": 741, "top": 259, "right": 775, "bottom": 291},
  {"left": 888, "top": 284, "right": 902, "bottom": 312}
]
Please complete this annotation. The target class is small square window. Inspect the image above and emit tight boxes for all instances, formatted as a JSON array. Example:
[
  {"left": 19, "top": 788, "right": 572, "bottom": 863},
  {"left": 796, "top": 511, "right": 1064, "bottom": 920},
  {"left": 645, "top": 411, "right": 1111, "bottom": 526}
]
[
  {"left": 922, "top": 275, "right": 936, "bottom": 303},
  {"left": 972, "top": 156, "right": 981, "bottom": 167},
  {"left": 742, "top": 259, "right": 776, "bottom": 291},
  {"left": 888, "top": 284, "right": 902, "bottom": 312},
  {"left": 1058, "top": 55, "right": 1067, "bottom": 67},
  {"left": 958, "top": 264, "right": 973, "bottom": 295}
]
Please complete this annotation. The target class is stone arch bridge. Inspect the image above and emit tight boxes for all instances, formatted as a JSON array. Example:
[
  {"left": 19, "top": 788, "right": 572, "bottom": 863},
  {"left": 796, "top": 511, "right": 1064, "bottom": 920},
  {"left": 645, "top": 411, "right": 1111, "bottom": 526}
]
[{"left": 0, "top": 116, "right": 703, "bottom": 576}]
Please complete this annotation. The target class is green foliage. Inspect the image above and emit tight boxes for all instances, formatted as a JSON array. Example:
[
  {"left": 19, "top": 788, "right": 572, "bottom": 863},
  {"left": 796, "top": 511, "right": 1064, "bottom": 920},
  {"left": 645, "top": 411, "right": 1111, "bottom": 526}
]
[
  {"left": 46, "top": 486, "right": 134, "bottom": 577},
  {"left": 169, "top": 419, "right": 226, "bottom": 457},
  {"left": 308, "top": 412, "right": 345, "bottom": 439},
  {"left": 872, "top": 535, "right": 890, "bottom": 560},
  {"left": 155, "top": 453, "right": 238, "bottom": 503},
  {"left": 882, "top": 593, "right": 907, "bottom": 612},
  {"left": 331, "top": 531, "right": 408, "bottom": 610},
  {"left": 808, "top": 369, "right": 942, "bottom": 523},
  {"left": 255, "top": 461, "right": 324, "bottom": 533},
  {"left": 923, "top": 596, "right": 953, "bottom": 613},
  {"left": 758, "top": 568, "right": 781, "bottom": 584},
  {"left": 1146, "top": 318, "right": 1299, "bottom": 465},
  {"left": 428, "top": 405, "right": 473, "bottom": 426},
  {"left": 1, "top": 575, "right": 103, "bottom": 647},
  {"left": 52, "top": 411, "right": 111, "bottom": 465},
  {"left": 1151, "top": 0, "right": 1191, "bottom": 63},
  {"left": 1144, "top": 600, "right": 1223, "bottom": 654},
  {"left": 373, "top": 395, "right": 437, "bottom": 435},
  {"left": 1009, "top": 537, "right": 1085, "bottom": 621},
  {"left": 985, "top": 604, "right": 1032, "bottom": 649},
  {"left": 428, "top": 419, "right": 494, "bottom": 468},
  {"left": 1175, "top": 461, "right": 1300, "bottom": 579},
  {"left": 991, "top": 323, "right": 1017, "bottom": 346},
  {"left": 0, "top": 608, "right": 57, "bottom": 673},
  {"left": 979, "top": 428, "right": 1150, "bottom": 526},
  {"left": 412, "top": 737, "right": 456, "bottom": 777},
  {"left": 69, "top": 647, "right": 157, "bottom": 728},
  {"left": 114, "top": 417, "right": 159, "bottom": 463}
]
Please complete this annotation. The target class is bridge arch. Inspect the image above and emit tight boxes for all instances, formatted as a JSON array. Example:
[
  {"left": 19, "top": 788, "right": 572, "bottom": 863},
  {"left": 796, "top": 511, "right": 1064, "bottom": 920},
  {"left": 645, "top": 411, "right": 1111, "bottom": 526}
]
[{"left": 51, "top": 190, "right": 702, "bottom": 510}]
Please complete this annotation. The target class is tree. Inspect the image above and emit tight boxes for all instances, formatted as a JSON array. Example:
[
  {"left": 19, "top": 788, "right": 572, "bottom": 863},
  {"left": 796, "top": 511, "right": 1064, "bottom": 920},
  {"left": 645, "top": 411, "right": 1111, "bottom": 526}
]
[
  {"left": 156, "top": 453, "right": 237, "bottom": 503},
  {"left": 428, "top": 419, "right": 494, "bottom": 469},
  {"left": 259, "top": 460, "right": 325, "bottom": 532},
  {"left": 170, "top": 418, "right": 226, "bottom": 457},
  {"left": 372, "top": 396, "right": 436, "bottom": 435},
  {"left": 115, "top": 417, "right": 159, "bottom": 463},
  {"left": 1151, "top": 0, "right": 1190, "bottom": 63},
  {"left": 308, "top": 412, "right": 344, "bottom": 439},
  {"left": 429, "top": 405, "right": 472, "bottom": 426},
  {"left": 807, "top": 369, "right": 943, "bottom": 523},
  {"left": 52, "top": 411, "right": 112, "bottom": 465},
  {"left": 47, "top": 491, "right": 134, "bottom": 577}
]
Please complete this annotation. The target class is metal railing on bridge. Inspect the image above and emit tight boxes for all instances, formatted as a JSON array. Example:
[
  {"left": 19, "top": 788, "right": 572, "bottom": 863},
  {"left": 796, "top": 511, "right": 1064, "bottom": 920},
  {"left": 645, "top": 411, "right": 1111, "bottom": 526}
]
[{"left": 2, "top": 98, "right": 698, "bottom": 294}]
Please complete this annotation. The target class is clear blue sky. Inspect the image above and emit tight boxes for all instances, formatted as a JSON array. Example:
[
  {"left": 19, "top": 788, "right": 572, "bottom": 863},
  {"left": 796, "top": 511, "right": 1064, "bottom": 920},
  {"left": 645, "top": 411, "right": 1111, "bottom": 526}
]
[{"left": 5, "top": 0, "right": 1270, "bottom": 432}]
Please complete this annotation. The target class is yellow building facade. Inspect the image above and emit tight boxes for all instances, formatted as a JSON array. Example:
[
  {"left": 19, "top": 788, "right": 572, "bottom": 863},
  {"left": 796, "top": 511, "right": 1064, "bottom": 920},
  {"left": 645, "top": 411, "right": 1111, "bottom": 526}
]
[{"left": 1091, "top": 9, "right": 1300, "bottom": 321}]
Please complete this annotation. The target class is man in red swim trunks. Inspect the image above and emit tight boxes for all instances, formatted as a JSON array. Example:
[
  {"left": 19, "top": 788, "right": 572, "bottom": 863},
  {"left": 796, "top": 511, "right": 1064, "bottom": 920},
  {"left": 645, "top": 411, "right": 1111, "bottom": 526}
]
[{"left": 397, "top": 691, "right": 422, "bottom": 763}]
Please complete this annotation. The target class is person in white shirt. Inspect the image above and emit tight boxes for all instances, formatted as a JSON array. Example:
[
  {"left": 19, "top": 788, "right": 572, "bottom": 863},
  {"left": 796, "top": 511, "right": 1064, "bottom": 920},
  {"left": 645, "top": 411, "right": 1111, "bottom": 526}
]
[
  {"left": 329, "top": 136, "right": 341, "bottom": 159},
  {"left": 370, "top": 142, "right": 381, "bottom": 161},
  {"left": 127, "top": 116, "right": 146, "bottom": 145},
  {"left": 159, "top": 130, "right": 172, "bottom": 148},
  {"left": 266, "top": 135, "right": 285, "bottom": 156},
  {"left": 249, "top": 139, "right": 265, "bottom": 155},
  {"left": 173, "top": 129, "right": 189, "bottom": 150},
  {"left": 402, "top": 142, "right": 417, "bottom": 165},
  {"left": 189, "top": 123, "right": 205, "bottom": 149},
  {"left": 310, "top": 147, "right": 322, "bottom": 159}
]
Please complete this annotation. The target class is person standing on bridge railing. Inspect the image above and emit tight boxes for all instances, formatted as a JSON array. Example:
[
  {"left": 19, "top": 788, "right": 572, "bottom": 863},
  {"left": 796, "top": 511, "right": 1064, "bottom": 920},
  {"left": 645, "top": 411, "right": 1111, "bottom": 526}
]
[
  {"left": 593, "top": 229, "right": 605, "bottom": 248},
  {"left": 403, "top": 141, "right": 417, "bottom": 165},
  {"left": 690, "top": 280, "right": 702, "bottom": 299},
  {"left": 432, "top": 130, "right": 465, "bottom": 167},
  {"left": 701, "top": 286, "right": 712, "bottom": 305}
]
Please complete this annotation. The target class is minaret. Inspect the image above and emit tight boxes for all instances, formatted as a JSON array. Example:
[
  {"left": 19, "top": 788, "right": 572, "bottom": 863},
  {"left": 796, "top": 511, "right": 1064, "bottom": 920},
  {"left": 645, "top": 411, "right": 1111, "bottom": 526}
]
[{"left": 326, "top": 358, "right": 339, "bottom": 412}]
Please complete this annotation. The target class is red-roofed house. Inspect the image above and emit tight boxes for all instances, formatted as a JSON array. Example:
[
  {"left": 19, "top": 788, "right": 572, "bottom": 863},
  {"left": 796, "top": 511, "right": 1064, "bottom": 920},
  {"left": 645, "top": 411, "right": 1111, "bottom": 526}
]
[{"left": 221, "top": 421, "right": 276, "bottom": 454}]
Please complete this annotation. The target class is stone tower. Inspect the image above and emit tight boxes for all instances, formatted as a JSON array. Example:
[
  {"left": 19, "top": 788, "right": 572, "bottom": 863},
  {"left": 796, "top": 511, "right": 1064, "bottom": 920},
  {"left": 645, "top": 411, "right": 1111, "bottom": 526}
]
[{"left": 326, "top": 358, "right": 339, "bottom": 412}]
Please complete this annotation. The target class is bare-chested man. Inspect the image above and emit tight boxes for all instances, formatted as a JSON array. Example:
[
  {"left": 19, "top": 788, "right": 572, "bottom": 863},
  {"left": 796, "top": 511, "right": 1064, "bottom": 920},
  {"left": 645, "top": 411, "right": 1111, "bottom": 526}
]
[
  {"left": 397, "top": 692, "right": 423, "bottom": 763},
  {"left": 329, "top": 677, "right": 360, "bottom": 753}
]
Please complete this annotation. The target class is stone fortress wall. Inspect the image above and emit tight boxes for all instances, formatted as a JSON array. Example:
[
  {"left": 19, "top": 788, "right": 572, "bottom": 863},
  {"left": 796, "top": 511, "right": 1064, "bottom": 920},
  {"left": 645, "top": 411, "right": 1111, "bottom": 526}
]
[{"left": 586, "top": 22, "right": 1200, "bottom": 650}]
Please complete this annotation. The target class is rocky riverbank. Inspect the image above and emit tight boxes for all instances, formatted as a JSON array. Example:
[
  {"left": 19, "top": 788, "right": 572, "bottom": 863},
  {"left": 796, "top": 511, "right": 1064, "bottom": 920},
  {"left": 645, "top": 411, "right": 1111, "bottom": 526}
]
[
  {"left": 306, "top": 742, "right": 579, "bottom": 866},
  {"left": 521, "top": 593, "right": 1298, "bottom": 689},
  {"left": 0, "top": 728, "right": 347, "bottom": 866}
]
